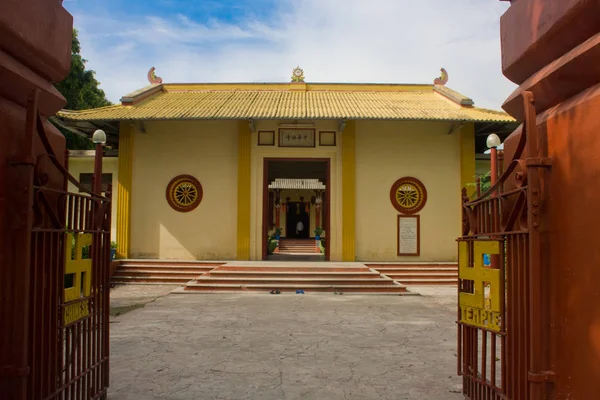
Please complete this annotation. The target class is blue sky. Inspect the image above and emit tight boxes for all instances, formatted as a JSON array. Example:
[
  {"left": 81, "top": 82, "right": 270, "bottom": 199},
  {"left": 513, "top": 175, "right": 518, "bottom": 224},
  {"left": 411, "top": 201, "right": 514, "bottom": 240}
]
[{"left": 63, "top": 0, "right": 515, "bottom": 110}]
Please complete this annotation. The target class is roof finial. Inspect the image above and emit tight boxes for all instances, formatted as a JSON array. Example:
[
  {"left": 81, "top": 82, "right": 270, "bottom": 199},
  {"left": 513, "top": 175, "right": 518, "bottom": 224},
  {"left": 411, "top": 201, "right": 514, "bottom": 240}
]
[
  {"left": 147, "top": 67, "right": 163, "bottom": 84},
  {"left": 433, "top": 68, "right": 448, "bottom": 86},
  {"left": 291, "top": 66, "right": 305, "bottom": 83}
]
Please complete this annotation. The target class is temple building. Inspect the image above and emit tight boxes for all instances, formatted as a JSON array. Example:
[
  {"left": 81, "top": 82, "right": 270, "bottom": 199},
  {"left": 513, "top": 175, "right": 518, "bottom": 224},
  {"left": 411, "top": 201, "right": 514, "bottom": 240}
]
[{"left": 57, "top": 67, "right": 516, "bottom": 262}]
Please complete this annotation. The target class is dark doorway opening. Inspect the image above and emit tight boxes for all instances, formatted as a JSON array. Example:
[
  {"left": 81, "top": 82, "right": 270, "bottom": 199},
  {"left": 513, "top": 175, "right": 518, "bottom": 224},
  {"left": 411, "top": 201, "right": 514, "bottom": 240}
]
[
  {"left": 262, "top": 158, "right": 330, "bottom": 261},
  {"left": 286, "top": 202, "right": 310, "bottom": 239}
]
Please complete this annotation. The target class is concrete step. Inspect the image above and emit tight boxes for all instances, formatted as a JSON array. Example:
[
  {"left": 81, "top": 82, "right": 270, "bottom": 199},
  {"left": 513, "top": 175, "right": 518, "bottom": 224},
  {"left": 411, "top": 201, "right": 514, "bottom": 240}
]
[
  {"left": 278, "top": 248, "right": 320, "bottom": 252},
  {"left": 112, "top": 282, "right": 184, "bottom": 286},
  {"left": 370, "top": 265, "right": 458, "bottom": 285},
  {"left": 116, "top": 268, "right": 211, "bottom": 274},
  {"left": 119, "top": 259, "right": 224, "bottom": 267},
  {"left": 208, "top": 271, "right": 380, "bottom": 279},
  {"left": 381, "top": 272, "right": 458, "bottom": 278},
  {"left": 385, "top": 276, "right": 457, "bottom": 282},
  {"left": 111, "top": 276, "right": 194, "bottom": 284},
  {"left": 183, "top": 283, "right": 406, "bottom": 293},
  {"left": 279, "top": 246, "right": 320, "bottom": 249},
  {"left": 277, "top": 252, "right": 322, "bottom": 256},
  {"left": 395, "top": 278, "right": 458, "bottom": 285},
  {"left": 113, "top": 269, "right": 206, "bottom": 278},
  {"left": 374, "top": 267, "right": 457, "bottom": 273},
  {"left": 118, "top": 264, "right": 215, "bottom": 272},
  {"left": 369, "top": 264, "right": 457, "bottom": 269},
  {"left": 111, "top": 261, "right": 218, "bottom": 284},
  {"left": 216, "top": 266, "right": 368, "bottom": 272},
  {"left": 195, "top": 277, "right": 397, "bottom": 285},
  {"left": 278, "top": 248, "right": 319, "bottom": 250}
]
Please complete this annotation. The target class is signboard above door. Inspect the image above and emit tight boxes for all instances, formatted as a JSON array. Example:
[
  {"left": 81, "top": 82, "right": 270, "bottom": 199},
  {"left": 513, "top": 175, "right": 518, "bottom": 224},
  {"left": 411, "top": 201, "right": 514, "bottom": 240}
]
[{"left": 278, "top": 128, "right": 316, "bottom": 147}]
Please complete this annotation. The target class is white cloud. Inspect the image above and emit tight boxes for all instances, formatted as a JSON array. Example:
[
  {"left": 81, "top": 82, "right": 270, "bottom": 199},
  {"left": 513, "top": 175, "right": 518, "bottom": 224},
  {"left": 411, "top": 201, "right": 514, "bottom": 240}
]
[{"left": 72, "top": 0, "right": 517, "bottom": 110}]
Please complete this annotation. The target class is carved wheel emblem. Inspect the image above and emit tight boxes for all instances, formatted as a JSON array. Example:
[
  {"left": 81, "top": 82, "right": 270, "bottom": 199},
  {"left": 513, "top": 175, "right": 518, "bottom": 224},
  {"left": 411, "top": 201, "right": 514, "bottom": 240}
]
[
  {"left": 166, "top": 175, "right": 203, "bottom": 212},
  {"left": 390, "top": 177, "right": 427, "bottom": 214}
]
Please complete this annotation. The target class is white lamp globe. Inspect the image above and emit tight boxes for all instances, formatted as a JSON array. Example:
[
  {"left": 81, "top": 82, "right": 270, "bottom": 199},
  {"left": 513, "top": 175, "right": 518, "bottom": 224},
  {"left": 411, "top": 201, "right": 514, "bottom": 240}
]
[
  {"left": 92, "top": 129, "right": 107, "bottom": 144},
  {"left": 486, "top": 133, "right": 501, "bottom": 149}
]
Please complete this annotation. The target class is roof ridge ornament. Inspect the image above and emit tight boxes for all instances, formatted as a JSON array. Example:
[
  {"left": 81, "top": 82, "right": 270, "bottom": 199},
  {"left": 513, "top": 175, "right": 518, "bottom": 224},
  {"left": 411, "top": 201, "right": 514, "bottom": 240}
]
[
  {"left": 291, "top": 66, "right": 305, "bottom": 82},
  {"left": 147, "top": 67, "right": 163, "bottom": 84},
  {"left": 433, "top": 68, "right": 448, "bottom": 86}
]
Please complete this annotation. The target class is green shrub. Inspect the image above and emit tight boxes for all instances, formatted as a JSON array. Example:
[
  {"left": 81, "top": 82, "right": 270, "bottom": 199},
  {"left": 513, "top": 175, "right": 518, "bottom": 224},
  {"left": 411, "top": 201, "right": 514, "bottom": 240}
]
[{"left": 267, "top": 238, "right": 278, "bottom": 255}]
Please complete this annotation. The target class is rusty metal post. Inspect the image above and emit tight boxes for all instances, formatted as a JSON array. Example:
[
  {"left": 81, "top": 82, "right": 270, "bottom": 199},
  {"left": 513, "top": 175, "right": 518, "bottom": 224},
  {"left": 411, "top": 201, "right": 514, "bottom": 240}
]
[
  {"left": 498, "top": 151, "right": 504, "bottom": 194},
  {"left": 487, "top": 135, "right": 501, "bottom": 273},
  {"left": 8, "top": 89, "right": 39, "bottom": 400},
  {"left": 490, "top": 147, "right": 498, "bottom": 194},
  {"left": 93, "top": 144, "right": 103, "bottom": 194},
  {"left": 523, "top": 91, "right": 554, "bottom": 399}
]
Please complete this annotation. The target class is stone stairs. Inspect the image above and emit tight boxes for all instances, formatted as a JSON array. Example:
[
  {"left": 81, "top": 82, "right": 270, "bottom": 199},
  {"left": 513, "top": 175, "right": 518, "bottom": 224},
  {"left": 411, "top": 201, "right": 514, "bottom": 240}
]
[
  {"left": 176, "top": 262, "right": 409, "bottom": 294},
  {"left": 111, "top": 260, "right": 223, "bottom": 285},
  {"left": 367, "top": 263, "right": 458, "bottom": 285},
  {"left": 277, "top": 238, "right": 321, "bottom": 255}
]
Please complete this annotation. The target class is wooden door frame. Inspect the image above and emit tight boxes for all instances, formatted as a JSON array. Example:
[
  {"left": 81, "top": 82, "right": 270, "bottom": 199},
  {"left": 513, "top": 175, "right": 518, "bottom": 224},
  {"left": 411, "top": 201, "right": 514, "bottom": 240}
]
[{"left": 262, "top": 158, "right": 331, "bottom": 261}]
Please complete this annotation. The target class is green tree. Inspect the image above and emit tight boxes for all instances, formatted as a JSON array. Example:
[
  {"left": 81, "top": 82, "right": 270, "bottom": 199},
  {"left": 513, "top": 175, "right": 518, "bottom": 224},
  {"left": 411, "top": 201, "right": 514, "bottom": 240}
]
[{"left": 54, "top": 28, "right": 112, "bottom": 149}]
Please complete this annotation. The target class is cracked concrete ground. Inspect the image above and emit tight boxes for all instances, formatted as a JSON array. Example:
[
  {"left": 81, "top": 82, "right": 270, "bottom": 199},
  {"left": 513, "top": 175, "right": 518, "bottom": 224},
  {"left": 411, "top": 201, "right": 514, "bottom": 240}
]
[{"left": 108, "top": 286, "right": 463, "bottom": 400}]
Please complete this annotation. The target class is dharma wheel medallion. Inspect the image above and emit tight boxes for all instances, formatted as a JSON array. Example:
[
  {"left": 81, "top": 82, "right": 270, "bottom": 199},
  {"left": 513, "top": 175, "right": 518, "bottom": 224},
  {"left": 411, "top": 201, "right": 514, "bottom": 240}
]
[
  {"left": 166, "top": 175, "right": 203, "bottom": 212},
  {"left": 389, "top": 177, "right": 427, "bottom": 214}
]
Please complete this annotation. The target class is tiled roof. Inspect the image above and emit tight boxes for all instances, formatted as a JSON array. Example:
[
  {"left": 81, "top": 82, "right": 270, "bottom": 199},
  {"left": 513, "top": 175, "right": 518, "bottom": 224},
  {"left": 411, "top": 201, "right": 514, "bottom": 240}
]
[
  {"left": 268, "top": 179, "right": 326, "bottom": 190},
  {"left": 57, "top": 83, "right": 515, "bottom": 123}
]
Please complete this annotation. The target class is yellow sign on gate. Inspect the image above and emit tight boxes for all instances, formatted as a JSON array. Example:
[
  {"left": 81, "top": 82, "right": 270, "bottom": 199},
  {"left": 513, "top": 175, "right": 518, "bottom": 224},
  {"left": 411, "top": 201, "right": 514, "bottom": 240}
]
[
  {"left": 458, "top": 240, "right": 502, "bottom": 332},
  {"left": 64, "top": 233, "right": 92, "bottom": 325}
]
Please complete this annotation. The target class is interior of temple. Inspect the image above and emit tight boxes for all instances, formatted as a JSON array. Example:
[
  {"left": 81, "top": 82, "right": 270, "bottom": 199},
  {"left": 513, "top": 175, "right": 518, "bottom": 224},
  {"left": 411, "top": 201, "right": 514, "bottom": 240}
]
[{"left": 264, "top": 160, "right": 329, "bottom": 261}]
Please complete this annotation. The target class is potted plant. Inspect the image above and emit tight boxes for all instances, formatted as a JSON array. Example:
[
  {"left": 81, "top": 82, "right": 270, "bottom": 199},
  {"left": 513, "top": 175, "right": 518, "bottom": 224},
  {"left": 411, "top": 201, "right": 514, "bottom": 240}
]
[
  {"left": 110, "top": 242, "right": 117, "bottom": 261},
  {"left": 314, "top": 227, "right": 323, "bottom": 240},
  {"left": 274, "top": 227, "right": 282, "bottom": 240}
]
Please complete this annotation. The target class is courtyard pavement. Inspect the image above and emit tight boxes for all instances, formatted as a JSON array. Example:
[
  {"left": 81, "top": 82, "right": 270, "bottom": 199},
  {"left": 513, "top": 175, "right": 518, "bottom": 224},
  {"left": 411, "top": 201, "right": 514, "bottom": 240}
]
[{"left": 108, "top": 285, "right": 462, "bottom": 400}]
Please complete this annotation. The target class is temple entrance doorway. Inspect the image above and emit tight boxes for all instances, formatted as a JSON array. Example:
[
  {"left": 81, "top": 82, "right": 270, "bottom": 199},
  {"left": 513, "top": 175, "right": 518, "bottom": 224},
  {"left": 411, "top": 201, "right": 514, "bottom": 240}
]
[{"left": 263, "top": 158, "right": 330, "bottom": 261}]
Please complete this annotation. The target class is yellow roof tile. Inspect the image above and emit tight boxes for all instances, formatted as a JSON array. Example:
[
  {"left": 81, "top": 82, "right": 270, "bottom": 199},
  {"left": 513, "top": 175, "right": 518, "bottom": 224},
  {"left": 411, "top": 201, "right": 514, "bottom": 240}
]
[{"left": 57, "top": 83, "right": 516, "bottom": 123}]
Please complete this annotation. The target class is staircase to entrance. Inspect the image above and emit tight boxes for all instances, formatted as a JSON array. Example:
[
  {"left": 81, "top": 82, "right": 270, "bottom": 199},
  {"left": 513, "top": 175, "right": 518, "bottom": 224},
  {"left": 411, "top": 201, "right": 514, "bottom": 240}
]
[
  {"left": 110, "top": 260, "right": 457, "bottom": 289},
  {"left": 367, "top": 263, "right": 458, "bottom": 285},
  {"left": 277, "top": 238, "right": 321, "bottom": 255},
  {"left": 111, "top": 260, "right": 223, "bottom": 285},
  {"left": 178, "top": 262, "right": 408, "bottom": 294}
]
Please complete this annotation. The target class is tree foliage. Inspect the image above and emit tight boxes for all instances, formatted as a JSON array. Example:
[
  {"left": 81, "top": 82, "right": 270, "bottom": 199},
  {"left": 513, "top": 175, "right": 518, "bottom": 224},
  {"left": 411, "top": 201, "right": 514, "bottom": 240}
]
[
  {"left": 56, "top": 29, "right": 111, "bottom": 110},
  {"left": 53, "top": 29, "right": 112, "bottom": 149}
]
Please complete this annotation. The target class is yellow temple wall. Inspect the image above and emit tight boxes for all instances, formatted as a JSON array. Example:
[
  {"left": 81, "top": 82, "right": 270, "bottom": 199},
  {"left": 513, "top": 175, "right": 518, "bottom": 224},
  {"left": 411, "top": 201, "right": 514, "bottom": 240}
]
[
  {"left": 118, "top": 118, "right": 468, "bottom": 261},
  {"left": 129, "top": 120, "right": 239, "bottom": 260},
  {"left": 354, "top": 120, "right": 463, "bottom": 261},
  {"left": 67, "top": 155, "right": 119, "bottom": 240}
]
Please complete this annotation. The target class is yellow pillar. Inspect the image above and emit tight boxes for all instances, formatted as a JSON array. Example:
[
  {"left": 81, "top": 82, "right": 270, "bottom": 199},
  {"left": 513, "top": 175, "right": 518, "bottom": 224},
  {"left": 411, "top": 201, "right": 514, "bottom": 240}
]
[
  {"left": 236, "top": 121, "right": 252, "bottom": 260},
  {"left": 341, "top": 121, "right": 356, "bottom": 261},
  {"left": 116, "top": 123, "right": 134, "bottom": 259},
  {"left": 460, "top": 122, "right": 476, "bottom": 198}
]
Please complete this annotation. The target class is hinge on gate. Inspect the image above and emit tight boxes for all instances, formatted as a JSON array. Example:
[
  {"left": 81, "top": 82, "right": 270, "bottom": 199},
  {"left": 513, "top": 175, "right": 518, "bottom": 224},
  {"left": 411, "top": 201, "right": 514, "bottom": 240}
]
[
  {"left": 8, "top": 156, "right": 36, "bottom": 166},
  {"left": 528, "top": 370, "right": 556, "bottom": 383},
  {"left": 0, "top": 365, "right": 31, "bottom": 377},
  {"left": 526, "top": 157, "right": 552, "bottom": 168}
]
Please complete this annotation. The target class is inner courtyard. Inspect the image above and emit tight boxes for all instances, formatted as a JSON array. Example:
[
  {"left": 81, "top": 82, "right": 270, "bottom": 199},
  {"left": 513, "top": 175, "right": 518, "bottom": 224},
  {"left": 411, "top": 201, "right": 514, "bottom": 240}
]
[{"left": 108, "top": 286, "right": 462, "bottom": 400}]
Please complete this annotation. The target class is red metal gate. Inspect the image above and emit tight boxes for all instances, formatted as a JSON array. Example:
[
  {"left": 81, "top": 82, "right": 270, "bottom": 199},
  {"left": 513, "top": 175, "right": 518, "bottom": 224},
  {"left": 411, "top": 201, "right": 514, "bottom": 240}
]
[
  {"left": 458, "top": 93, "right": 551, "bottom": 400},
  {"left": 2, "top": 91, "right": 111, "bottom": 399}
]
